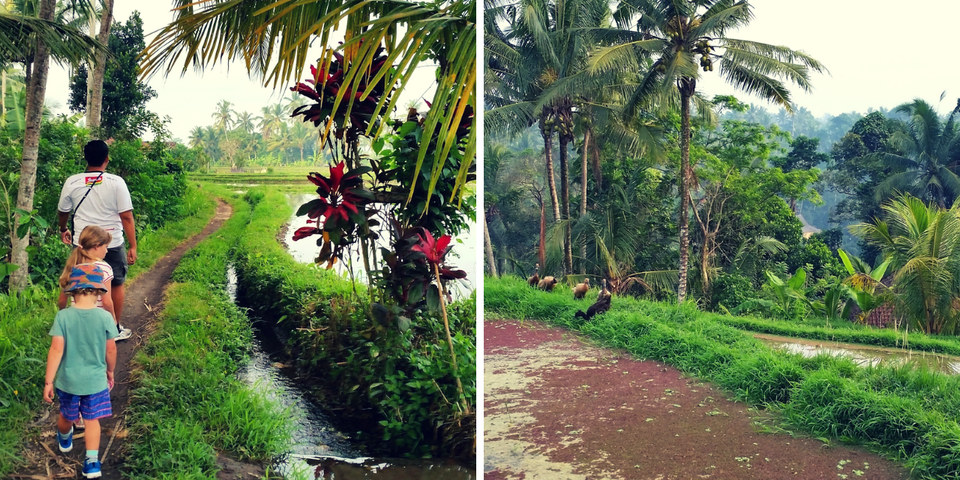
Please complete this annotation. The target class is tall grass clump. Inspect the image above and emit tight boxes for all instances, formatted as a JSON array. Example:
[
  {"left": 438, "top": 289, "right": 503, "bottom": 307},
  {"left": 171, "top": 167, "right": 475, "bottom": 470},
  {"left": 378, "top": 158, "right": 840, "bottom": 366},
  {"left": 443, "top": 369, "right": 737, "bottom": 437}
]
[
  {"left": 232, "top": 188, "right": 476, "bottom": 460},
  {"left": 485, "top": 275, "right": 960, "bottom": 478},
  {"left": 0, "top": 184, "right": 215, "bottom": 477},
  {"left": 125, "top": 188, "right": 291, "bottom": 478}
]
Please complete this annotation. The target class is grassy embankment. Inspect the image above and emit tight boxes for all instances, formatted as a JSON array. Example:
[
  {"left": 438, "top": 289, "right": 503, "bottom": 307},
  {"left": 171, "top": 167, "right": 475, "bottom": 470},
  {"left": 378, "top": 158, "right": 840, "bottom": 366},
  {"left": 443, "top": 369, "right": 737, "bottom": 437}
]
[
  {"left": 232, "top": 188, "right": 476, "bottom": 460},
  {"left": 122, "top": 184, "right": 291, "bottom": 478},
  {"left": 486, "top": 276, "right": 960, "bottom": 479},
  {"left": 0, "top": 185, "right": 213, "bottom": 475}
]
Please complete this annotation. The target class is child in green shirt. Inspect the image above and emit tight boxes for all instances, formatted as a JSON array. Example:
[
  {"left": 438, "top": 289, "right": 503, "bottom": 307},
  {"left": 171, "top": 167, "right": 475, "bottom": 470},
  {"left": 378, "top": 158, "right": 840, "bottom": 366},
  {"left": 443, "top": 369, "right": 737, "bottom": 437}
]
[{"left": 43, "top": 264, "right": 119, "bottom": 478}]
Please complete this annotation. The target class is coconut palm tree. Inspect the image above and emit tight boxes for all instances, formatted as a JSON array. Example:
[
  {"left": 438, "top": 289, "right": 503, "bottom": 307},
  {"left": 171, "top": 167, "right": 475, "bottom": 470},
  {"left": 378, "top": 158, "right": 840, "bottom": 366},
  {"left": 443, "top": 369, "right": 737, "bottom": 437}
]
[
  {"left": 140, "top": 0, "right": 476, "bottom": 210},
  {"left": 851, "top": 194, "right": 960, "bottom": 335},
  {"left": 290, "top": 121, "right": 313, "bottom": 163},
  {"left": 486, "top": 0, "right": 610, "bottom": 275},
  {"left": 188, "top": 125, "right": 204, "bottom": 148},
  {"left": 235, "top": 110, "right": 257, "bottom": 135},
  {"left": 268, "top": 123, "right": 294, "bottom": 162},
  {"left": 258, "top": 103, "right": 286, "bottom": 140},
  {"left": 4, "top": 0, "right": 108, "bottom": 292},
  {"left": 873, "top": 97, "right": 960, "bottom": 208},
  {"left": 589, "top": 0, "right": 826, "bottom": 302},
  {"left": 211, "top": 99, "right": 234, "bottom": 133}
]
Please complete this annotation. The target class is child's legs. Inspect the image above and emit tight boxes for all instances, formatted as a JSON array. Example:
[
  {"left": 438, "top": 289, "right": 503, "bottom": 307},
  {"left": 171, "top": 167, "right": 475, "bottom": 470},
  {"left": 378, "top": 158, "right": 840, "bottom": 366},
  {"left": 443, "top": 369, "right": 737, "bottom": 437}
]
[
  {"left": 55, "top": 389, "right": 81, "bottom": 434},
  {"left": 57, "top": 413, "right": 72, "bottom": 434},
  {"left": 83, "top": 418, "right": 101, "bottom": 451},
  {"left": 78, "top": 388, "right": 111, "bottom": 451}
]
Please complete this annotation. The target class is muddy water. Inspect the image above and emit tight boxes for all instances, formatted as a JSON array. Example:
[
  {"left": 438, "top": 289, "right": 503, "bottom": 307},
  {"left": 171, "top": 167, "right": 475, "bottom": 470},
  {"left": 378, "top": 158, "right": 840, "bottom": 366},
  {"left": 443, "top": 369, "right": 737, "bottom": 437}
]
[
  {"left": 755, "top": 333, "right": 960, "bottom": 375},
  {"left": 228, "top": 266, "right": 475, "bottom": 479},
  {"left": 283, "top": 193, "right": 477, "bottom": 300}
]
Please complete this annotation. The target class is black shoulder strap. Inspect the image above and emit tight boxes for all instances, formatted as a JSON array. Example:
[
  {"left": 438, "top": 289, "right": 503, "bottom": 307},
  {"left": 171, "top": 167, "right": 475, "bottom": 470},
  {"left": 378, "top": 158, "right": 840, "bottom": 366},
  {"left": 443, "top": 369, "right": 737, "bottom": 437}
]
[{"left": 70, "top": 171, "right": 105, "bottom": 239}]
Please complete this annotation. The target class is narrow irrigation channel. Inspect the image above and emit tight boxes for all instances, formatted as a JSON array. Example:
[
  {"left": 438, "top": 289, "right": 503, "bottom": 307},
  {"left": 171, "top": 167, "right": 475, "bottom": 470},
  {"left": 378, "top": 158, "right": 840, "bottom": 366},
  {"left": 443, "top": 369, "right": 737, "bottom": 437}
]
[
  {"left": 228, "top": 265, "right": 474, "bottom": 478},
  {"left": 756, "top": 333, "right": 960, "bottom": 375}
]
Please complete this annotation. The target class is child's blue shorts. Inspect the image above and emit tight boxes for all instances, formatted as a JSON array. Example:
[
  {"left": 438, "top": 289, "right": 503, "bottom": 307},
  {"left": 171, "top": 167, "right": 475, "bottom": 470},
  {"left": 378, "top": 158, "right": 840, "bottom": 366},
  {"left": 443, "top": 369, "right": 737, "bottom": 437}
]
[{"left": 56, "top": 388, "right": 112, "bottom": 421}]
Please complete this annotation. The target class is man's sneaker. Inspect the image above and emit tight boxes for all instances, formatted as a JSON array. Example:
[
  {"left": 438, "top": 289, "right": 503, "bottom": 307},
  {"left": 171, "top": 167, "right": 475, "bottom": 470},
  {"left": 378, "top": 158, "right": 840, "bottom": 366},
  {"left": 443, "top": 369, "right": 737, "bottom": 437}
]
[
  {"left": 82, "top": 458, "right": 102, "bottom": 478},
  {"left": 116, "top": 324, "right": 133, "bottom": 341},
  {"left": 56, "top": 427, "right": 73, "bottom": 452}
]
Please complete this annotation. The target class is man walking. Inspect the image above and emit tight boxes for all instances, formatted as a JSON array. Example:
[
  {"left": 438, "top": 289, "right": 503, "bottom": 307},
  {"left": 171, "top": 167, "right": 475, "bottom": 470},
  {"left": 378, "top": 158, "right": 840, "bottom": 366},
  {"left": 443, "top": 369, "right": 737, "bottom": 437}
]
[{"left": 57, "top": 140, "right": 136, "bottom": 341}]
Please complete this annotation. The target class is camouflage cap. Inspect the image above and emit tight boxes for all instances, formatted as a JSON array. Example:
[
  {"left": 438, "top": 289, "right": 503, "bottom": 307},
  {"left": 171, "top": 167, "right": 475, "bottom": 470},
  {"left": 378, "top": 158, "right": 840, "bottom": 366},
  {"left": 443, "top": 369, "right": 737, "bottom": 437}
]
[{"left": 65, "top": 263, "right": 108, "bottom": 293}]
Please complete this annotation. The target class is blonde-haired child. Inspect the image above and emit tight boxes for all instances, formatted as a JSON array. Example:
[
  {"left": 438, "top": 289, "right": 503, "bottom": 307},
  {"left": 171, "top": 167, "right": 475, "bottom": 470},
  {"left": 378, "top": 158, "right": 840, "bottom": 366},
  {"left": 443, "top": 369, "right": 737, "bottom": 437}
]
[{"left": 58, "top": 226, "right": 120, "bottom": 330}]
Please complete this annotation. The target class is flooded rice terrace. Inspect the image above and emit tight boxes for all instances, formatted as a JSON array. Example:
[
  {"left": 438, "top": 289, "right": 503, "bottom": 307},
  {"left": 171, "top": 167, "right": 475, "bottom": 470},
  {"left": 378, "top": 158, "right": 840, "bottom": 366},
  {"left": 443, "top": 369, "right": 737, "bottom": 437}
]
[{"left": 755, "top": 333, "right": 960, "bottom": 375}]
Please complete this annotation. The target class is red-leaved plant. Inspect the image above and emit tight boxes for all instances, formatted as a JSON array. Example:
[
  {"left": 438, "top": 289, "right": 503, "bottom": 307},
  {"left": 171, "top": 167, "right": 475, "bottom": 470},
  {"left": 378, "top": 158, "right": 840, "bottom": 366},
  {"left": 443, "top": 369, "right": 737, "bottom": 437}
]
[
  {"left": 290, "top": 45, "right": 393, "bottom": 143},
  {"left": 411, "top": 227, "right": 470, "bottom": 414},
  {"left": 294, "top": 161, "right": 376, "bottom": 267}
]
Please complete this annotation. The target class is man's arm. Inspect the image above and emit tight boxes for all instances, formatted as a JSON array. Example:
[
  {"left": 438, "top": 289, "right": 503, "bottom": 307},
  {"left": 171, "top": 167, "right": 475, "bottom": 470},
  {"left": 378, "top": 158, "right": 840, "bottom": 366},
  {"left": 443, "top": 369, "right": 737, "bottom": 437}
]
[
  {"left": 120, "top": 210, "right": 137, "bottom": 265},
  {"left": 58, "top": 211, "right": 72, "bottom": 245}
]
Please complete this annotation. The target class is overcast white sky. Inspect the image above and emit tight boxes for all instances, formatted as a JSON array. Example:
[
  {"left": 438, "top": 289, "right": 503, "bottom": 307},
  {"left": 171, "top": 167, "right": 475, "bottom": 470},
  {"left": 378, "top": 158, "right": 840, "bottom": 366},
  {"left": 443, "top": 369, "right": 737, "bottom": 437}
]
[
  {"left": 42, "top": 1, "right": 960, "bottom": 142},
  {"left": 44, "top": 2, "right": 439, "bottom": 142},
  {"left": 697, "top": 0, "right": 960, "bottom": 119}
]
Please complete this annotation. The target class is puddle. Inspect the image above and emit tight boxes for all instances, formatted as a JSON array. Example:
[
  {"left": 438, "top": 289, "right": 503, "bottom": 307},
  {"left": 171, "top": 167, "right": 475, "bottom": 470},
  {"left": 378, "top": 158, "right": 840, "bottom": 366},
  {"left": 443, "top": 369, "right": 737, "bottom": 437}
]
[
  {"left": 755, "top": 333, "right": 960, "bottom": 375},
  {"left": 228, "top": 265, "right": 475, "bottom": 479},
  {"left": 282, "top": 193, "right": 477, "bottom": 301}
]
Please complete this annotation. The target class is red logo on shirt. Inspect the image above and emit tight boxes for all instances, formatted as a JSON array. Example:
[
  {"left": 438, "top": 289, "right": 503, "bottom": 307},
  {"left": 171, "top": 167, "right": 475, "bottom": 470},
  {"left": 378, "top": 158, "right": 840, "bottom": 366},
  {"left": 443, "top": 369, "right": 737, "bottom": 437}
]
[{"left": 84, "top": 175, "right": 103, "bottom": 186}]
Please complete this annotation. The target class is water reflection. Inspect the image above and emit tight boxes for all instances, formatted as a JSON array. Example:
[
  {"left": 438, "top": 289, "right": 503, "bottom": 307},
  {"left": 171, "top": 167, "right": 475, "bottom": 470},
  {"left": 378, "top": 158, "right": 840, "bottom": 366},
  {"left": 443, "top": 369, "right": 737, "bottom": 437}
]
[
  {"left": 282, "top": 193, "right": 477, "bottom": 300},
  {"left": 756, "top": 333, "right": 960, "bottom": 375}
]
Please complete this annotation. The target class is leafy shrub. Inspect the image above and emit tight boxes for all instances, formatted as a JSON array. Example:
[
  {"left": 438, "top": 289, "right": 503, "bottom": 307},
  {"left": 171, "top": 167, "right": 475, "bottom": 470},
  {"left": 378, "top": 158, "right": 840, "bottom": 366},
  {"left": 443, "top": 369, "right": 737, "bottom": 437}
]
[{"left": 709, "top": 272, "right": 752, "bottom": 312}]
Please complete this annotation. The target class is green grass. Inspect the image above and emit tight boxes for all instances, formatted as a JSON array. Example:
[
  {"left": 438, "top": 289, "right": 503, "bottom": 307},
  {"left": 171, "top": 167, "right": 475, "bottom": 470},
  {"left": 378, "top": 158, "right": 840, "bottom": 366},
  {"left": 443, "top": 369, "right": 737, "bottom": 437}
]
[
  {"left": 124, "top": 186, "right": 292, "bottom": 478},
  {"left": 0, "top": 184, "right": 217, "bottom": 477},
  {"left": 486, "top": 275, "right": 960, "bottom": 479}
]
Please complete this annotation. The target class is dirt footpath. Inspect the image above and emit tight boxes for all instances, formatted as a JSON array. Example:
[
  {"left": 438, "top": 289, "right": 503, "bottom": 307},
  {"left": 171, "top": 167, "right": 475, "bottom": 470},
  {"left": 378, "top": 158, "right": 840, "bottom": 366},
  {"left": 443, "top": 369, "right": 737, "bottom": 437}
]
[
  {"left": 14, "top": 200, "right": 240, "bottom": 480},
  {"left": 484, "top": 319, "right": 911, "bottom": 480}
]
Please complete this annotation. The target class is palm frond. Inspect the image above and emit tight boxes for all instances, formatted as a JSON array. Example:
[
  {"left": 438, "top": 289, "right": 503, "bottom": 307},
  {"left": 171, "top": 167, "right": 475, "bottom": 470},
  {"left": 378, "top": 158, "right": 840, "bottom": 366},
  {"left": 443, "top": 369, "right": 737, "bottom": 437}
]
[{"left": 0, "top": 12, "right": 108, "bottom": 66}]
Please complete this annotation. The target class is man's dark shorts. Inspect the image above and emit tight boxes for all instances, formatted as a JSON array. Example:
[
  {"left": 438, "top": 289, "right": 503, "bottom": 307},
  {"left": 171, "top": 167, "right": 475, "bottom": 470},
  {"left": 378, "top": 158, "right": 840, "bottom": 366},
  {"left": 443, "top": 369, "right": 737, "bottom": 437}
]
[{"left": 104, "top": 245, "right": 127, "bottom": 286}]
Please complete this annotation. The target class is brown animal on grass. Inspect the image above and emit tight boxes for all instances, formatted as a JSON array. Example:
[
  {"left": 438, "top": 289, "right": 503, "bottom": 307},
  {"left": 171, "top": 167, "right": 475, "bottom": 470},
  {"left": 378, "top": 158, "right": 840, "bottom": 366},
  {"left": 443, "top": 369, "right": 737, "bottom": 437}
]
[
  {"left": 528, "top": 263, "right": 540, "bottom": 287},
  {"left": 575, "top": 279, "right": 611, "bottom": 321},
  {"left": 538, "top": 276, "right": 557, "bottom": 292},
  {"left": 573, "top": 278, "right": 590, "bottom": 299}
]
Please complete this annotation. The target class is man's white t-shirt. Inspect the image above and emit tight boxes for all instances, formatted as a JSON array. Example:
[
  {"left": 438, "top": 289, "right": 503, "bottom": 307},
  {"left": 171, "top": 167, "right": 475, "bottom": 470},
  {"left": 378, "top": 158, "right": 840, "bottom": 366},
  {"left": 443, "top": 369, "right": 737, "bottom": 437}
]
[{"left": 58, "top": 171, "right": 133, "bottom": 249}]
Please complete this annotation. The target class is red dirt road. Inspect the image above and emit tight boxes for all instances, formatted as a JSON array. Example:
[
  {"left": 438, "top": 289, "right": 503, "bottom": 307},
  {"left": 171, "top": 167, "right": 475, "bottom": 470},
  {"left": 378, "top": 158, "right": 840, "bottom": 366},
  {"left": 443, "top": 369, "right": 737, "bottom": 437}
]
[{"left": 483, "top": 319, "right": 911, "bottom": 480}]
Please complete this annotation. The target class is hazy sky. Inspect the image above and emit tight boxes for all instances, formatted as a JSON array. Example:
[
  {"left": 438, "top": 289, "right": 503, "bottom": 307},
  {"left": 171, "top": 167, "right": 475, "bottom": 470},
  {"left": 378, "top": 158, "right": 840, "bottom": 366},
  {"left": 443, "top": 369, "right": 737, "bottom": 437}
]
[
  {"left": 44, "top": 2, "right": 438, "bottom": 142},
  {"left": 42, "top": 1, "right": 960, "bottom": 142},
  {"left": 697, "top": 0, "right": 960, "bottom": 119}
]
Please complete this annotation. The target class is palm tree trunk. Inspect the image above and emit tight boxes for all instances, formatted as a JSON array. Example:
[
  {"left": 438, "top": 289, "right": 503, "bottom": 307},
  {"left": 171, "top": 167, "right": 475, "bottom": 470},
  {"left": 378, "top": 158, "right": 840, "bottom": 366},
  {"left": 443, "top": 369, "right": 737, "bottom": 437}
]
[
  {"left": 559, "top": 126, "right": 573, "bottom": 276},
  {"left": 483, "top": 212, "right": 497, "bottom": 277},
  {"left": 677, "top": 79, "right": 695, "bottom": 303},
  {"left": 1, "top": 70, "right": 6, "bottom": 120},
  {"left": 580, "top": 128, "right": 590, "bottom": 274},
  {"left": 538, "top": 200, "right": 546, "bottom": 273},
  {"left": 9, "top": 0, "right": 56, "bottom": 292},
  {"left": 87, "top": 0, "right": 115, "bottom": 137},
  {"left": 540, "top": 122, "right": 560, "bottom": 222}
]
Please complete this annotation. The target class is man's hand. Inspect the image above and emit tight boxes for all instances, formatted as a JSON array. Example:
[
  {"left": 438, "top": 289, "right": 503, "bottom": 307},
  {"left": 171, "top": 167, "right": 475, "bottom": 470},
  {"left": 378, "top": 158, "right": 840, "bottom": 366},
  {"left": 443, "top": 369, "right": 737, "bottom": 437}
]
[
  {"left": 61, "top": 230, "right": 72, "bottom": 246},
  {"left": 107, "top": 371, "right": 115, "bottom": 391},
  {"left": 127, "top": 246, "right": 137, "bottom": 266},
  {"left": 43, "top": 383, "right": 54, "bottom": 403}
]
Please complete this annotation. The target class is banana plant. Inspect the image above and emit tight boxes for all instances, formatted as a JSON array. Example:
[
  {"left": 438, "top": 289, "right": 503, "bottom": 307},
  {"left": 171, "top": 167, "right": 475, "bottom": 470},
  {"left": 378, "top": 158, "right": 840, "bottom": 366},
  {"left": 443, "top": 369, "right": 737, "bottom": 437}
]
[
  {"left": 764, "top": 268, "right": 811, "bottom": 319},
  {"left": 810, "top": 282, "right": 854, "bottom": 322},
  {"left": 837, "top": 249, "right": 893, "bottom": 324}
]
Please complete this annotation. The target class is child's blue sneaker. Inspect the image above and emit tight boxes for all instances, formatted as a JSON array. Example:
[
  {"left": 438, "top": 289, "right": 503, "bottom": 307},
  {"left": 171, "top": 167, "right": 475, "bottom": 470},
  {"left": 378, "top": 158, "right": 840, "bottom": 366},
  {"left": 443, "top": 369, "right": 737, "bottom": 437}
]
[
  {"left": 82, "top": 458, "right": 102, "bottom": 478},
  {"left": 56, "top": 427, "right": 73, "bottom": 453}
]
